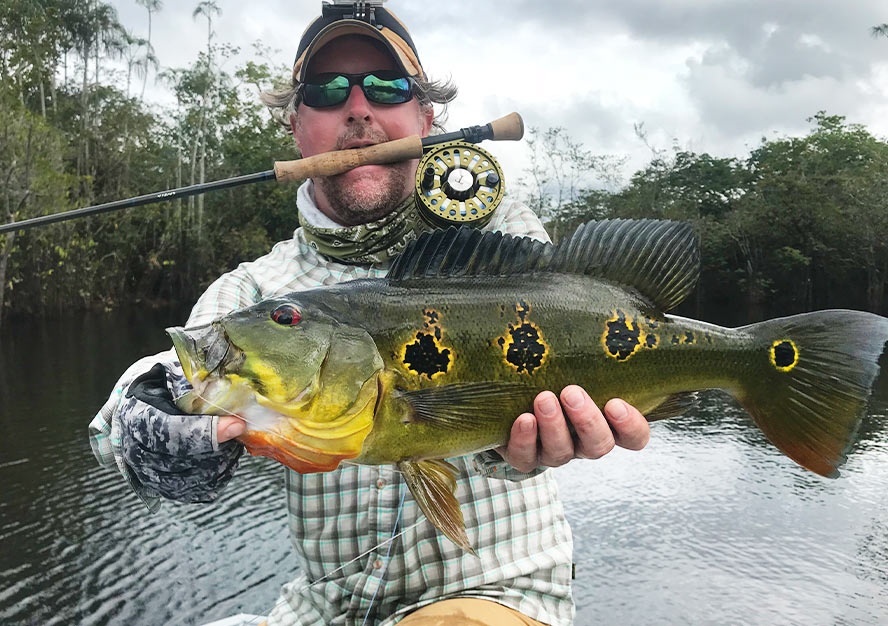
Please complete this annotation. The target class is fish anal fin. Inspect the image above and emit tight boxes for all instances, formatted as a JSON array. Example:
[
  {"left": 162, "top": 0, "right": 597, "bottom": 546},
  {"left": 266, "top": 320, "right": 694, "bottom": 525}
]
[
  {"left": 645, "top": 392, "right": 698, "bottom": 422},
  {"left": 399, "top": 459, "right": 476, "bottom": 556}
]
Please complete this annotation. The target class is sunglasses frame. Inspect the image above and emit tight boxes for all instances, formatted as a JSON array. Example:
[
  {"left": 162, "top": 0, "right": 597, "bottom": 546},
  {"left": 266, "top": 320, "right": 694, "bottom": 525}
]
[{"left": 300, "top": 71, "right": 416, "bottom": 108}]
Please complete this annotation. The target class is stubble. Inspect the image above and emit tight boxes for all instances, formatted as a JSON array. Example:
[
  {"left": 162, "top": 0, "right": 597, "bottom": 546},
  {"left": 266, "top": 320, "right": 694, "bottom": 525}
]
[{"left": 315, "top": 124, "right": 412, "bottom": 225}]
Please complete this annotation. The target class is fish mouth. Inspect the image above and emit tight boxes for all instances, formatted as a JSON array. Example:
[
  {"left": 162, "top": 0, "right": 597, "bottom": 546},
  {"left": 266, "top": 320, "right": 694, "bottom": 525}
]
[{"left": 167, "top": 323, "right": 233, "bottom": 383}]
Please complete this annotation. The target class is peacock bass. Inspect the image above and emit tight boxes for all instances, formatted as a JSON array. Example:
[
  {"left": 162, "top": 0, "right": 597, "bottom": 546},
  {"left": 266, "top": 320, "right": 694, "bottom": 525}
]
[{"left": 167, "top": 219, "right": 888, "bottom": 553}]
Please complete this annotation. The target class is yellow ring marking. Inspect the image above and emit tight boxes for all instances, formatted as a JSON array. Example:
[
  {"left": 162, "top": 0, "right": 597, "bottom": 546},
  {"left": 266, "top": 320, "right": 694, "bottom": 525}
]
[{"left": 770, "top": 339, "right": 799, "bottom": 372}]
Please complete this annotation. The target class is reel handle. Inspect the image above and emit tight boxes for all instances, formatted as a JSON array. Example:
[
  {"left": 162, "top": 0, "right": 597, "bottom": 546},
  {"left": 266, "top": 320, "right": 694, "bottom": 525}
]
[
  {"left": 274, "top": 135, "right": 424, "bottom": 183},
  {"left": 487, "top": 112, "right": 525, "bottom": 141}
]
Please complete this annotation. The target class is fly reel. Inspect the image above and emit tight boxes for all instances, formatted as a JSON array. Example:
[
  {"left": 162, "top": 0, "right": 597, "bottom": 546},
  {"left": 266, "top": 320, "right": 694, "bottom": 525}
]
[{"left": 415, "top": 140, "right": 505, "bottom": 229}]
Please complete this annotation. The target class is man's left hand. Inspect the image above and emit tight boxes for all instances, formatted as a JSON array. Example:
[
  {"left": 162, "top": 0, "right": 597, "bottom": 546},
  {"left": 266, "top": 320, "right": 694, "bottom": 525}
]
[{"left": 497, "top": 385, "right": 650, "bottom": 473}]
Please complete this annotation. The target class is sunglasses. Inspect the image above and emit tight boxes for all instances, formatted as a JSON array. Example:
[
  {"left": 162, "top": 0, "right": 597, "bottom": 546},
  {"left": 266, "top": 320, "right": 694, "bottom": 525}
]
[{"left": 300, "top": 71, "right": 415, "bottom": 108}]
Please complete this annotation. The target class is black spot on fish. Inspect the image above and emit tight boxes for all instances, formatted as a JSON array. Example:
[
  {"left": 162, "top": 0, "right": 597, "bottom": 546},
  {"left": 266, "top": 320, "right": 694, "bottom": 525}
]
[
  {"left": 647, "top": 317, "right": 660, "bottom": 329},
  {"left": 504, "top": 322, "right": 546, "bottom": 374},
  {"left": 605, "top": 310, "right": 641, "bottom": 361},
  {"left": 496, "top": 336, "right": 505, "bottom": 348},
  {"left": 434, "top": 326, "right": 442, "bottom": 340},
  {"left": 671, "top": 335, "right": 680, "bottom": 345},
  {"left": 705, "top": 332, "right": 713, "bottom": 344},
  {"left": 645, "top": 334, "right": 659, "bottom": 349},
  {"left": 773, "top": 340, "right": 796, "bottom": 368},
  {"left": 404, "top": 332, "right": 451, "bottom": 379},
  {"left": 423, "top": 309, "right": 440, "bottom": 325},
  {"left": 684, "top": 331, "right": 695, "bottom": 344},
  {"left": 516, "top": 300, "right": 531, "bottom": 323}
]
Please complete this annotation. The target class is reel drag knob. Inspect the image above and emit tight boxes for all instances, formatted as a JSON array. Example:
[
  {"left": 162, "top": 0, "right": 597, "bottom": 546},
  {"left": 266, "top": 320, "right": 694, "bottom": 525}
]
[{"left": 441, "top": 167, "right": 477, "bottom": 201}]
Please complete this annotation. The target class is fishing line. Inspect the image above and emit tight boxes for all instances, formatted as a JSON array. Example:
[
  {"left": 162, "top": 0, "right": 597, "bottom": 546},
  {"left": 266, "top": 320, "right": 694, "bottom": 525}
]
[
  {"left": 361, "top": 487, "right": 408, "bottom": 625},
  {"left": 187, "top": 389, "right": 330, "bottom": 455},
  {"left": 242, "top": 519, "right": 424, "bottom": 623},
  {"left": 187, "top": 387, "right": 428, "bottom": 620},
  {"left": 187, "top": 388, "right": 409, "bottom": 476}
]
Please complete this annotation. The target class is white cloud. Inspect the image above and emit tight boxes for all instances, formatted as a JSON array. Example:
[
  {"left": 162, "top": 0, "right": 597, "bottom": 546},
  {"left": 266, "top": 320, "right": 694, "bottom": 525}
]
[{"left": 108, "top": 0, "right": 888, "bottom": 188}]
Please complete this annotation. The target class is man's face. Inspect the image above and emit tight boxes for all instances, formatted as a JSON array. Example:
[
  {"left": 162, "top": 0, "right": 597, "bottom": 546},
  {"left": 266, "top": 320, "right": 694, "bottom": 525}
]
[{"left": 292, "top": 36, "right": 433, "bottom": 226}]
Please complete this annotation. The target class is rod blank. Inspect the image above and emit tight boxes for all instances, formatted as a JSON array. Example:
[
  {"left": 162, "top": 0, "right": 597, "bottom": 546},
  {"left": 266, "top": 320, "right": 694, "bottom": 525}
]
[{"left": 0, "top": 113, "right": 525, "bottom": 235}]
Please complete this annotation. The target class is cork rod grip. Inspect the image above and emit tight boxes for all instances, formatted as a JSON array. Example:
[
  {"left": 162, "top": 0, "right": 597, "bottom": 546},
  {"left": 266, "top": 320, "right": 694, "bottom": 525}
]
[
  {"left": 487, "top": 112, "right": 524, "bottom": 141},
  {"left": 273, "top": 135, "right": 424, "bottom": 183}
]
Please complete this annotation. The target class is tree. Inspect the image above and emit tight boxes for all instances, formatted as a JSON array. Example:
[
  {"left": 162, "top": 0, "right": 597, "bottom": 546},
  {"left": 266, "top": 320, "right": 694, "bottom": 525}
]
[
  {"left": 135, "top": 0, "right": 163, "bottom": 100},
  {"left": 121, "top": 30, "right": 157, "bottom": 99},
  {"left": 522, "top": 126, "right": 625, "bottom": 241},
  {"left": 0, "top": 94, "right": 69, "bottom": 327},
  {"left": 191, "top": 0, "right": 222, "bottom": 240}
]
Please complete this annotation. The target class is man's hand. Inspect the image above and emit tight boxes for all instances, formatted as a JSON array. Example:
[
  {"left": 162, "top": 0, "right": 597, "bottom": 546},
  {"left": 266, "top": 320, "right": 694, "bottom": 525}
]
[
  {"left": 218, "top": 416, "right": 246, "bottom": 443},
  {"left": 497, "top": 385, "right": 650, "bottom": 473},
  {"left": 120, "top": 364, "right": 245, "bottom": 503}
]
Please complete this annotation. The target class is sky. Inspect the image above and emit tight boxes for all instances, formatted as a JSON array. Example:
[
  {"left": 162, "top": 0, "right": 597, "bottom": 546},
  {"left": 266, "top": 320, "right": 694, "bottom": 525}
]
[{"left": 108, "top": 0, "right": 888, "bottom": 191}]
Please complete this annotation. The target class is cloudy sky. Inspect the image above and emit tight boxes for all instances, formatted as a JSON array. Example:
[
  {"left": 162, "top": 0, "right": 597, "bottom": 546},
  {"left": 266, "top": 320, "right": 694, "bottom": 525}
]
[{"left": 109, "top": 0, "right": 888, "bottom": 188}]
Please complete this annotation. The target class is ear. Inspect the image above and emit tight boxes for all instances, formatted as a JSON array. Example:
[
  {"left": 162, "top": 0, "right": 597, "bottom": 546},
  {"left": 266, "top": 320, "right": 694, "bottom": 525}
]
[
  {"left": 289, "top": 112, "right": 301, "bottom": 147},
  {"left": 419, "top": 104, "right": 434, "bottom": 137}
]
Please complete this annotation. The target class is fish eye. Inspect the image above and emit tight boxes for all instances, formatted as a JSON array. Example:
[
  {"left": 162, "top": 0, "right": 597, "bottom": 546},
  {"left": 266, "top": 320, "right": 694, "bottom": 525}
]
[{"left": 271, "top": 304, "right": 302, "bottom": 326}]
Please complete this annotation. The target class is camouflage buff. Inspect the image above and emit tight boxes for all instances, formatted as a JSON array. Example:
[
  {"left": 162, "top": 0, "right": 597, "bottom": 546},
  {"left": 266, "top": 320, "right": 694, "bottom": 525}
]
[
  {"left": 119, "top": 363, "right": 243, "bottom": 503},
  {"left": 298, "top": 194, "right": 429, "bottom": 264}
]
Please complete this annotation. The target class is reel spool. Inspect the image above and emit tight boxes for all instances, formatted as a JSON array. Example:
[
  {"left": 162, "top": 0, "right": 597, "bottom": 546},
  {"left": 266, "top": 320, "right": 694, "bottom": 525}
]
[{"left": 415, "top": 140, "right": 505, "bottom": 229}]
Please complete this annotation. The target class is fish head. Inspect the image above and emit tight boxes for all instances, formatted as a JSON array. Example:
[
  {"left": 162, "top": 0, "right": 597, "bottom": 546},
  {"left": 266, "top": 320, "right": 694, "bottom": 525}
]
[{"left": 167, "top": 294, "right": 384, "bottom": 473}]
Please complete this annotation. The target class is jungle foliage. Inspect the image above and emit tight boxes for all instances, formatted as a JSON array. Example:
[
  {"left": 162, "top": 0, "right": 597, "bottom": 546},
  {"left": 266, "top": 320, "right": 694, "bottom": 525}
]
[
  {"left": 0, "top": 0, "right": 300, "bottom": 329},
  {"left": 524, "top": 113, "right": 888, "bottom": 322},
  {"left": 1, "top": 1, "right": 886, "bottom": 328}
]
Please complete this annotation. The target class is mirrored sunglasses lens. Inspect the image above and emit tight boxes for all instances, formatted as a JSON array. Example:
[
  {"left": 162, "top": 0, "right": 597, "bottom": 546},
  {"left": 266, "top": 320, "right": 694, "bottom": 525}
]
[
  {"left": 305, "top": 75, "right": 350, "bottom": 107},
  {"left": 363, "top": 75, "right": 411, "bottom": 104}
]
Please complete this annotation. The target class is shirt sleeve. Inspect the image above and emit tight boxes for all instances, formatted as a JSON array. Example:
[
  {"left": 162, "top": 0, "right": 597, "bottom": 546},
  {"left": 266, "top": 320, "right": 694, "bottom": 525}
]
[
  {"left": 485, "top": 196, "right": 551, "bottom": 244},
  {"left": 88, "top": 260, "right": 264, "bottom": 493},
  {"left": 187, "top": 263, "right": 263, "bottom": 327}
]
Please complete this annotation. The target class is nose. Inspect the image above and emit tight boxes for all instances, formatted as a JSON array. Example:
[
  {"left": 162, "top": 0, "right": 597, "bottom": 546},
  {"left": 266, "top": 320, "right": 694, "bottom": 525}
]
[{"left": 343, "top": 83, "right": 372, "bottom": 123}]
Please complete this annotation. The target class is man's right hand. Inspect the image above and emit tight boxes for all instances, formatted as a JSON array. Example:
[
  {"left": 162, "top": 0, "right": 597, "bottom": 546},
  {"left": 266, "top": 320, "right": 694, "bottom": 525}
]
[
  {"left": 218, "top": 416, "right": 246, "bottom": 443},
  {"left": 120, "top": 364, "right": 244, "bottom": 503}
]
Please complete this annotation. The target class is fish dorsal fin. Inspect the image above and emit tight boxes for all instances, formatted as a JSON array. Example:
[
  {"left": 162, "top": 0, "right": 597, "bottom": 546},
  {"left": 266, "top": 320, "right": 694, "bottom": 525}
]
[
  {"left": 546, "top": 219, "right": 700, "bottom": 311},
  {"left": 398, "top": 459, "right": 476, "bottom": 555},
  {"left": 387, "top": 227, "right": 553, "bottom": 281},
  {"left": 387, "top": 219, "right": 699, "bottom": 311}
]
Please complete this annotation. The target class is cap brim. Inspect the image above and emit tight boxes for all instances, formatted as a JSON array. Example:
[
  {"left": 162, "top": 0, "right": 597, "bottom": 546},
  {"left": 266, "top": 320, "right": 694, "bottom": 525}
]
[{"left": 293, "top": 19, "right": 424, "bottom": 82}]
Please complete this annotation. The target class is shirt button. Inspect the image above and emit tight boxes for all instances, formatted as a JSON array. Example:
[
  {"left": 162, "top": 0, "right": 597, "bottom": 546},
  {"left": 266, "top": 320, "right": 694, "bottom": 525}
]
[
  {"left": 376, "top": 479, "right": 386, "bottom": 488},
  {"left": 373, "top": 559, "right": 383, "bottom": 569}
]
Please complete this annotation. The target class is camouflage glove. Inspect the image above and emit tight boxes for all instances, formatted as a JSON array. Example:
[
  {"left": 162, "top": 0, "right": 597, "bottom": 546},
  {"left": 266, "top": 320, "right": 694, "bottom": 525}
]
[{"left": 119, "top": 363, "right": 243, "bottom": 503}]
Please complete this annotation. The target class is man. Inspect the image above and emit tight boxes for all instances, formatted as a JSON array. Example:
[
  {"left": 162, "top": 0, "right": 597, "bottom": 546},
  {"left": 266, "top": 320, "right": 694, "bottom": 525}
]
[{"left": 89, "top": 4, "right": 650, "bottom": 625}]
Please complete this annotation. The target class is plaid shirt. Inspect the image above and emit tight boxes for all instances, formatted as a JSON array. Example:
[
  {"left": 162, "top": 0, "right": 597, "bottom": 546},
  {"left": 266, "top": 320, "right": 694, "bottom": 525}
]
[{"left": 89, "top": 184, "right": 575, "bottom": 626}]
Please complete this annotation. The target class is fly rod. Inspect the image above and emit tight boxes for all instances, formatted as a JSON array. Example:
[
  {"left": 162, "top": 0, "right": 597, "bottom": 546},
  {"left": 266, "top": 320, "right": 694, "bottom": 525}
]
[{"left": 0, "top": 113, "right": 524, "bottom": 235}]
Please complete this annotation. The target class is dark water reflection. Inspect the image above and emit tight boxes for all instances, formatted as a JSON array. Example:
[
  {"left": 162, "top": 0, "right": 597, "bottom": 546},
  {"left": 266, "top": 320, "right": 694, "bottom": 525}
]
[
  {"left": 1, "top": 310, "right": 887, "bottom": 625},
  {"left": 0, "top": 309, "right": 296, "bottom": 625}
]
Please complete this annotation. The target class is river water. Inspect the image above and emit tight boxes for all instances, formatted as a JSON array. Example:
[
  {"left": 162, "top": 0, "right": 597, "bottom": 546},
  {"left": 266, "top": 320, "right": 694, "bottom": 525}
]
[{"left": 1, "top": 308, "right": 887, "bottom": 625}]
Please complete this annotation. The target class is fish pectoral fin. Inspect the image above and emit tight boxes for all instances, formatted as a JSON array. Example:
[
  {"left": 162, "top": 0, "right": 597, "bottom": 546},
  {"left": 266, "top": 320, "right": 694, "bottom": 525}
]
[
  {"left": 645, "top": 392, "right": 699, "bottom": 422},
  {"left": 398, "top": 459, "right": 476, "bottom": 556},
  {"left": 399, "top": 382, "right": 528, "bottom": 430}
]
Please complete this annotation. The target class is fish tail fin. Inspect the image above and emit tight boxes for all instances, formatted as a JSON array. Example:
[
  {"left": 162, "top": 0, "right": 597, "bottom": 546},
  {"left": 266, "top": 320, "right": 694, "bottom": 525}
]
[{"left": 734, "top": 310, "right": 888, "bottom": 477}]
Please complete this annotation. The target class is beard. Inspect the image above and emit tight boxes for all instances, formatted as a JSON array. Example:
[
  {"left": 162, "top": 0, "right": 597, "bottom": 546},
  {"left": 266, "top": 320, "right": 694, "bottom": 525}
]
[{"left": 315, "top": 124, "right": 413, "bottom": 225}]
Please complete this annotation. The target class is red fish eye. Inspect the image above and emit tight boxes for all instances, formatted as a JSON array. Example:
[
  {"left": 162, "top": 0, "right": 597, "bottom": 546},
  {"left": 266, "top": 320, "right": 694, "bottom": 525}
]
[{"left": 271, "top": 304, "right": 301, "bottom": 326}]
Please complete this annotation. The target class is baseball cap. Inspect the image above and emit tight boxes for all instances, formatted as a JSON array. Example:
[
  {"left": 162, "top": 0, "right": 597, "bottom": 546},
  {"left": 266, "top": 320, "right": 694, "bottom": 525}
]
[{"left": 293, "top": 3, "right": 424, "bottom": 82}]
